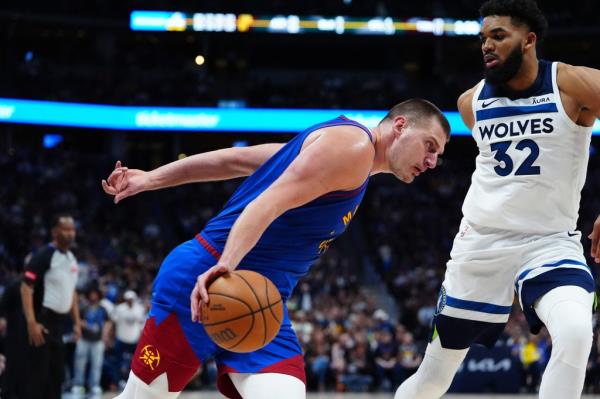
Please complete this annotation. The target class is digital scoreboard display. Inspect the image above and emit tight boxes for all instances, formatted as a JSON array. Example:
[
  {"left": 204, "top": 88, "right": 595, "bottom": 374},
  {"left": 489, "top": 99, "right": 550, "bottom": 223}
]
[{"left": 130, "top": 11, "right": 481, "bottom": 36}]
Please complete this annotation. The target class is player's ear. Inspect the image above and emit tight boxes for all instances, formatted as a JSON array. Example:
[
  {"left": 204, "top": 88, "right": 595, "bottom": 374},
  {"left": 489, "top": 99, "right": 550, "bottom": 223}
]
[
  {"left": 393, "top": 116, "right": 407, "bottom": 137},
  {"left": 524, "top": 31, "right": 536, "bottom": 50}
]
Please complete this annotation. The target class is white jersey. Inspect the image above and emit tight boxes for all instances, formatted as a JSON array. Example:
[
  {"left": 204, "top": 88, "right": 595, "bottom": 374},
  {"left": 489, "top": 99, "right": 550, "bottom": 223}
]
[{"left": 462, "top": 61, "right": 593, "bottom": 233}]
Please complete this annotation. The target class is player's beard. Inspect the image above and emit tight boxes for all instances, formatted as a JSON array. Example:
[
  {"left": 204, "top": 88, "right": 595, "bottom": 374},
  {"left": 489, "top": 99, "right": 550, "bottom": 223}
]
[{"left": 484, "top": 46, "right": 523, "bottom": 86}]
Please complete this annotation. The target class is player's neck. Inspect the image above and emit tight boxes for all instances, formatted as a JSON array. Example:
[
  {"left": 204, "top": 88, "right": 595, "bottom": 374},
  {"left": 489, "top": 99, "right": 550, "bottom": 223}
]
[
  {"left": 369, "top": 126, "right": 386, "bottom": 175},
  {"left": 505, "top": 57, "right": 539, "bottom": 92}
]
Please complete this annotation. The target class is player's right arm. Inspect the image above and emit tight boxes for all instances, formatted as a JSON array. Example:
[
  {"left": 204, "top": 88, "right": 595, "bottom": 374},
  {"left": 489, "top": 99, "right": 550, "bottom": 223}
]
[
  {"left": 102, "top": 143, "right": 284, "bottom": 203},
  {"left": 457, "top": 85, "right": 477, "bottom": 131},
  {"left": 190, "top": 126, "right": 374, "bottom": 321}
]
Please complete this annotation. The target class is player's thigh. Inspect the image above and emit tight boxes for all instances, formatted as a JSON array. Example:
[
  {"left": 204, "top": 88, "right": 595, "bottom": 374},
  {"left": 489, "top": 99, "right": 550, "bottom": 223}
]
[
  {"left": 516, "top": 232, "right": 594, "bottom": 333},
  {"left": 229, "top": 373, "right": 305, "bottom": 399},
  {"left": 130, "top": 306, "right": 219, "bottom": 392},
  {"left": 130, "top": 240, "right": 221, "bottom": 391},
  {"left": 442, "top": 220, "right": 522, "bottom": 323},
  {"left": 215, "top": 316, "right": 305, "bottom": 397}
]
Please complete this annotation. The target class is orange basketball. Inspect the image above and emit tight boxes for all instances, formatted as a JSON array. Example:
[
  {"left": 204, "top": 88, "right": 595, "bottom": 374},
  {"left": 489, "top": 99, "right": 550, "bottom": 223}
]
[{"left": 201, "top": 270, "right": 283, "bottom": 353}]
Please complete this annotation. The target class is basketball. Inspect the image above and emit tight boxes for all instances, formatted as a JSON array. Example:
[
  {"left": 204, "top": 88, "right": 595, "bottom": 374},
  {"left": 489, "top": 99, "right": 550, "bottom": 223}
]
[{"left": 201, "top": 270, "right": 283, "bottom": 353}]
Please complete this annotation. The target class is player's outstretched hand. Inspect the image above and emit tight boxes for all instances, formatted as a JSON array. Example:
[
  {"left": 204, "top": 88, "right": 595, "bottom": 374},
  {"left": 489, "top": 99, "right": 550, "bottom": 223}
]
[
  {"left": 589, "top": 214, "right": 600, "bottom": 263},
  {"left": 190, "top": 264, "right": 232, "bottom": 323},
  {"left": 101, "top": 160, "right": 150, "bottom": 204}
]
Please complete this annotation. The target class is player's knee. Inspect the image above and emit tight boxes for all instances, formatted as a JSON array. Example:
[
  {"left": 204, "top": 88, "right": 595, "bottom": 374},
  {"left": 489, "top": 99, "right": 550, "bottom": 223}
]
[
  {"left": 420, "top": 368, "right": 455, "bottom": 394},
  {"left": 394, "top": 352, "right": 459, "bottom": 399},
  {"left": 549, "top": 303, "right": 593, "bottom": 366}
]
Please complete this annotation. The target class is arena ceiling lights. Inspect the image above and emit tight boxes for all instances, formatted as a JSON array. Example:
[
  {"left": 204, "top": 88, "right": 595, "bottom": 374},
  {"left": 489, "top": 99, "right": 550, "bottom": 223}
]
[{"left": 130, "top": 11, "right": 481, "bottom": 36}]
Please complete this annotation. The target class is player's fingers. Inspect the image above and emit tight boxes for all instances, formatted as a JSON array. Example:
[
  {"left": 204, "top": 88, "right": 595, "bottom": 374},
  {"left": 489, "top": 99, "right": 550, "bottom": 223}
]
[
  {"left": 118, "top": 172, "right": 129, "bottom": 191},
  {"left": 190, "top": 285, "right": 199, "bottom": 321},
  {"left": 592, "top": 234, "right": 600, "bottom": 263},
  {"left": 115, "top": 186, "right": 137, "bottom": 203},
  {"left": 199, "top": 278, "right": 209, "bottom": 304},
  {"left": 107, "top": 168, "right": 127, "bottom": 187},
  {"left": 590, "top": 219, "right": 600, "bottom": 261},
  {"left": 115, "top": 160, "right": 121, "bottom": 169},
  {"left": 101, "top": 180, "right": 117, "bottom": 195}
]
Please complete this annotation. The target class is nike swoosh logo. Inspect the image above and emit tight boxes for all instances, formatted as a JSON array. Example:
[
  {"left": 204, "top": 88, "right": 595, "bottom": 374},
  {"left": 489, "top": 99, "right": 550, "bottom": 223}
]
[
  {"left": 567, "top": 231, "right": 579, "bottom": 237},
  {"left": 481, "top": 98, "right": 501, "bottom": 108}
]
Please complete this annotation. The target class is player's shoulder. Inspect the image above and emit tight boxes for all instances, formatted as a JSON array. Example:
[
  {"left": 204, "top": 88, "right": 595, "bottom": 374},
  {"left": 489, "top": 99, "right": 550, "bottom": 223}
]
[
  {"left": 301, "top": 124, "right": 375, "bottom": 182},
  {"left": 556, "top": 62, "right": 598, "bottom": 87},
  {"left": 310, "top": 123, "right": 374, "bottom": 153},
  {"left": 457, "top": 83, "right": 480, "bottom": 130},
  {"left": 458, "top": 84, "right": 479, "bottom": 109}
]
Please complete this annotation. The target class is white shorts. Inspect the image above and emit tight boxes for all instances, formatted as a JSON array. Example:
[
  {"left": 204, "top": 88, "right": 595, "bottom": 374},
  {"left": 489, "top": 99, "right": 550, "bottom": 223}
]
[{"left": 437, "top": 218, "right": 594, "bottom": 329}]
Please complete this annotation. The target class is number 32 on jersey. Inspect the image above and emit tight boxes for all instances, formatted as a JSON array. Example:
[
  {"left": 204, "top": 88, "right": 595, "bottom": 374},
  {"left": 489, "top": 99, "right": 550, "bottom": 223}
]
[{"left": 490, "top": 139, "right": 541, "bottom": 176}]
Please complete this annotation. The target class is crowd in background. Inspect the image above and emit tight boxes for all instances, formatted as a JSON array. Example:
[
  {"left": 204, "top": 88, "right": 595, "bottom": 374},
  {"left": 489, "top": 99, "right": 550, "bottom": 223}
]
[{"left": 0, "top": 139, "right": 598, "bottom": 394}]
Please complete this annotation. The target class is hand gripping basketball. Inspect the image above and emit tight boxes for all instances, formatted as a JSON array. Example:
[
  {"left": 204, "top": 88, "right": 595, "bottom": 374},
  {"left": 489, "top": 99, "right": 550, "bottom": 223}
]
[
  {"left": 191, "top": 263, "right": 231, "bottom": 323},
  {"left": 199, "top": 270, "right": 284, "bottom": 353}
]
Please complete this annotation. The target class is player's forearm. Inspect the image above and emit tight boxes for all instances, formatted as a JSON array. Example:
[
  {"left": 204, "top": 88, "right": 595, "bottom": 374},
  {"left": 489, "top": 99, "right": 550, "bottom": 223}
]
[
  {"left": 20, "top": 283, "right": 36, "bottom": 324},
  {"left": 146, "top": 144, "right": 283, "bottom": 190},
  {"left": 218, "top": 199, "right": 284, "bottom": 269}
]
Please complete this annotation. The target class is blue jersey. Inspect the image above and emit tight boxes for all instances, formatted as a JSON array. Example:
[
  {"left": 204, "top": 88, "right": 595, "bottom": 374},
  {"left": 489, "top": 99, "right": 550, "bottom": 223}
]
[{"left": 199, "top": 116, "right": 373, "bottom": 299}]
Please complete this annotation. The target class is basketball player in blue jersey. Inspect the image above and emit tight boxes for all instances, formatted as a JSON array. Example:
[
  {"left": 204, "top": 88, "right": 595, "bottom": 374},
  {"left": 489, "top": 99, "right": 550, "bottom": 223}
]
[
  {"left": 394, "top": 1, "right": 600, "bottom": 399},
  {"left": 102, "top": 99, "right": 450, "bottom": 399}
]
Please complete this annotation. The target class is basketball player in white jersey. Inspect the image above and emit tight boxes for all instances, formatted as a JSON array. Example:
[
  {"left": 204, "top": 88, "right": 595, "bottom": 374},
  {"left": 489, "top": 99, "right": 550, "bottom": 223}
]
[{"left": 395, "top": 1, "right": 600, "bottom": 398}]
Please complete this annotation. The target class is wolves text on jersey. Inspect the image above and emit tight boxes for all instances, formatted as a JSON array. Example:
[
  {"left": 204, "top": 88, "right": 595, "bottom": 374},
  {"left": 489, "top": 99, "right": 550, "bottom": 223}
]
[{"left": 479, "top": 118, "right": 554, "bottom": 141}]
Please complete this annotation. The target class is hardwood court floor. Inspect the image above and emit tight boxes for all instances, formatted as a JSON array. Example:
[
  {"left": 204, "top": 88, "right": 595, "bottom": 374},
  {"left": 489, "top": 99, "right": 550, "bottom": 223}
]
[{"left": 94, "top": 393, "right": 600, "bottom": 399}]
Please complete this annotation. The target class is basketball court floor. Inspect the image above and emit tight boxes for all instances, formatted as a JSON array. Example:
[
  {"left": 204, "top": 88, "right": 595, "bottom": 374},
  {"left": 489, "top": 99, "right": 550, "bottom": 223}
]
[{"left": 94, "top": 393, "right": 600, "bottom": 399}]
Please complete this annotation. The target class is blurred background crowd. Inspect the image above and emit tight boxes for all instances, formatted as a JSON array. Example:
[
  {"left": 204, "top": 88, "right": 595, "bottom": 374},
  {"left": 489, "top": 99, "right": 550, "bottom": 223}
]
[{"left": 1, "top": 0, "right": 600, "bottom": 396}]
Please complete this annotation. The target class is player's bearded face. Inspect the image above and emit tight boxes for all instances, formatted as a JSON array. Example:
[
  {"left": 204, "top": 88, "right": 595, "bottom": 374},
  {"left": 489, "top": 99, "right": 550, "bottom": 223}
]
[{"left": 484, "top": 44, "right": 523, "bottom": 86}]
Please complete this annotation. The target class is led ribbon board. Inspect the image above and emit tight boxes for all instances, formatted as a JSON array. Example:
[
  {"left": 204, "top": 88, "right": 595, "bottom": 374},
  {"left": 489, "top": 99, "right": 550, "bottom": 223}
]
[{"left": 1, "top": 98, "right": 598, "bottom": 135}]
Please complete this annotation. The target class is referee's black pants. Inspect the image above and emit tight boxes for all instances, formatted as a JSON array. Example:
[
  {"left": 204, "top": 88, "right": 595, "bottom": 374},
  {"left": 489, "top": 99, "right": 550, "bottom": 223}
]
[{"left": 22, "top": 308, "right": 66, "bottom": 399}]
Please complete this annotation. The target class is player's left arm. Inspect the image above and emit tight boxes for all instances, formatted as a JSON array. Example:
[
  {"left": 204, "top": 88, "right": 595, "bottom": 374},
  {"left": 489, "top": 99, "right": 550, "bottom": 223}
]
[
  {"left": 190, "top": 127, "right": 374, "bottom": 320},
  {"left": 559, "top": 64, "right": 600, "bottom": 122},
  {"left": 560, "top": 64, "right": 600, "bottom": 262}
]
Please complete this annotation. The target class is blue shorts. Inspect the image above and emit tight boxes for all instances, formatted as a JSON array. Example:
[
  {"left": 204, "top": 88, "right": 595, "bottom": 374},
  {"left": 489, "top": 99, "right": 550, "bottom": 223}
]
[{"left": 130, "top": 237, "right": 305, "bottom": 398}]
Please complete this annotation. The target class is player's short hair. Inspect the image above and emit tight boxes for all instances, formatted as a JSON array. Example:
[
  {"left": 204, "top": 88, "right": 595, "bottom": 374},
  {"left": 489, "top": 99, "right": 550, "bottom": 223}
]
[
  {"left": 480, "top": 0, "right": 548, "bottom": 42},
  {"left": 381, "top": 99, "right": 451, "bottom": 139}
]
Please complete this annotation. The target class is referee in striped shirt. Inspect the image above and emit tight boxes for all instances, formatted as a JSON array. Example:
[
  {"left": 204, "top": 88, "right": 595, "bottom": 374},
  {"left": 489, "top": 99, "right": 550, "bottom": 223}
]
[{"left": 20, "top": 214, "right": 81, "bottom": 399}]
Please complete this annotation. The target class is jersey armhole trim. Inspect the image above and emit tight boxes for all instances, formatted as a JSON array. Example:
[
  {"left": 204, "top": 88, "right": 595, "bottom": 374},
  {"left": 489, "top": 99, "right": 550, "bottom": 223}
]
[
  {"left": 551, "top": 62, "right": 593, "bottom": 133},
  {"left": 471, "top": 80, "right": 485, "bottom": 126}
]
